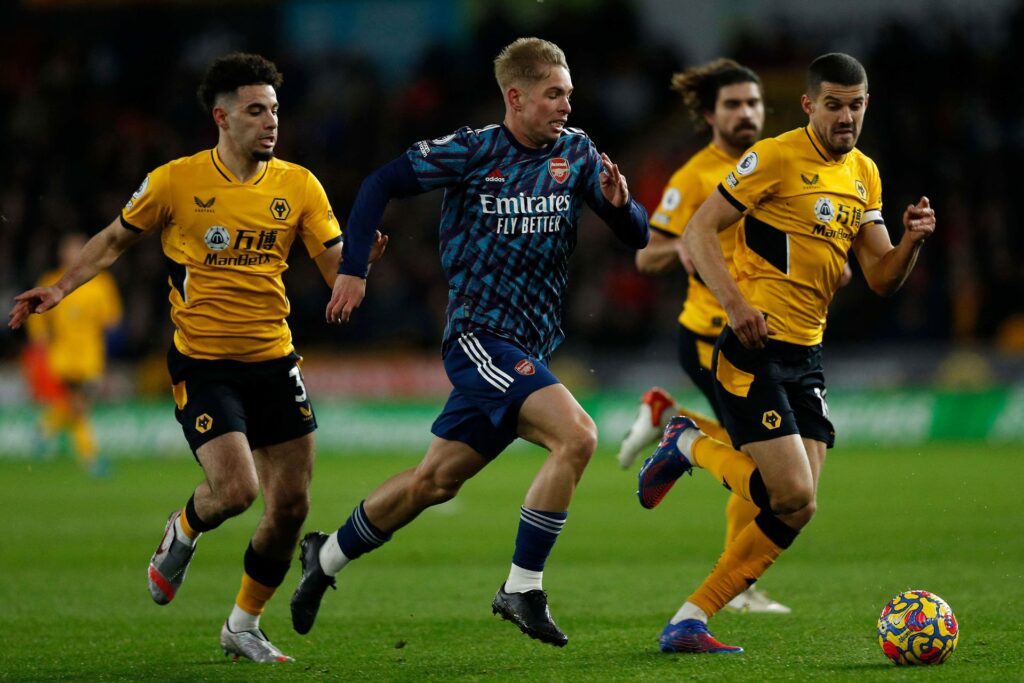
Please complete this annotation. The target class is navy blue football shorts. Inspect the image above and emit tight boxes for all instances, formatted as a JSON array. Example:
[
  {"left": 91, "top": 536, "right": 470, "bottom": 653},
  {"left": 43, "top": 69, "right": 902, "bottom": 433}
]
[{"left": 431, "top": 331, "right": 560, "bottom": 460}]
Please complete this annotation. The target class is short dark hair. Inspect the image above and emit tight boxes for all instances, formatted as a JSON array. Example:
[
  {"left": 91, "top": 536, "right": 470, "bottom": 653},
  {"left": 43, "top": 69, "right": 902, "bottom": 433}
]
[
  {"left": 806, "top": 53, "right": 867, "bottom": 97},
  {"left": 670, "top": 58, "right": 761, "bottom": 134},
  {"left": 197, "top": 52, "right": 283, "bottom": 111}
]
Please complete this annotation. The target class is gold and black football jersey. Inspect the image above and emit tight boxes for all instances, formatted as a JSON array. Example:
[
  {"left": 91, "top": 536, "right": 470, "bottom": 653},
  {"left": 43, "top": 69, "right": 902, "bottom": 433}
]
[
  {"left": 26, "top": 269, "right": 122, "bottom": 383},
  {"left": 718, "top": 126, "right": 883, "bottom": 346},
  {"left": 121, "top": 149, "right": 342, "bottom": 361},
  {"left": 651, "top": 143, "right": 739, "bottom": 339}
]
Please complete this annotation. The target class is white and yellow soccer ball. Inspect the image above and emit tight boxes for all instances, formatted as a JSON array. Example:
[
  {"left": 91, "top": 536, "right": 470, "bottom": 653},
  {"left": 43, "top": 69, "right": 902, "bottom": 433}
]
[{"left": 877, "top": 589, "right": 959, "bottom": 665}]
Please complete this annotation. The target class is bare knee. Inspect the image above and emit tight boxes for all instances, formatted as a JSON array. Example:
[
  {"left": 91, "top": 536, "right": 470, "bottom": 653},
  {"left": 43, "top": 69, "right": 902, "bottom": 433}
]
[
  {"left": 770, "top": 484, "right": 815, "bottom": 516},
  {"left": 211, "top": 479, "right": 259, "bottom": 518},
  {"left": 555, "top": 416, "right": 598, "bottom": 474},
  {"left": 791, "top": 498, "right": 817, "bottom": 527},
  {"left": 775, "top": 496, "right": 816, "bottom": 531},
  {"left": 267, "top": 492, "right": 310, "bottom": 533}
]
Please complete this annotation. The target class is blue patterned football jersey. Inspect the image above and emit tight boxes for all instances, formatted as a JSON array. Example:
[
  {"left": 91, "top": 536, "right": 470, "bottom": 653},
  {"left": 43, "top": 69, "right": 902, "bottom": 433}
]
[{"left": 405, "top": 124, "right": 633, "bottom": 360}]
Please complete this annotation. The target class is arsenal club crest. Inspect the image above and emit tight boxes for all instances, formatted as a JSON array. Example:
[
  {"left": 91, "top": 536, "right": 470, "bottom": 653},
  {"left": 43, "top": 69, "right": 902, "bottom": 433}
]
[
  {"left": 548, "top": 158, "right": 570, "bottom": 184},
  {"left": 515, "top": 359, "right": 536, "bottom": 376}
]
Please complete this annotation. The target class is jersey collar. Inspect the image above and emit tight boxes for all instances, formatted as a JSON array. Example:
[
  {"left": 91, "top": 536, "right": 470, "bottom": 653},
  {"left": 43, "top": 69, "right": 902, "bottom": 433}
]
[
  {"left": 708, "top": 142, "right": 740, "bottom": 164},
  {"left": 210, "top": 148, "right": 271, "bottom": 185},
  {"left": 500, "top": 124, "right": 561, "bottom": 157},
  {"left": 802, "top": 126, "right": 849, "bottom": 166}
]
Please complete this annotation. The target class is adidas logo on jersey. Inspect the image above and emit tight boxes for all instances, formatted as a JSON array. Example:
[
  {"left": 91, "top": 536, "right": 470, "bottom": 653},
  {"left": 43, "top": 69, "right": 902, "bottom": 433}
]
[{"left": 485, "top": 169, "right": 506, "bottom": 183}]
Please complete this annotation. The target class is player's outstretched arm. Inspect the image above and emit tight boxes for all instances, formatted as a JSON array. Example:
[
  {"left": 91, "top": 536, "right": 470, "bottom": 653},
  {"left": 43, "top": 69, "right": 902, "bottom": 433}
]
[
  {"left": 328, "top": 155, "right": 418, "bottom": 325},
  {"left": 340, "top": 157, "right": 421, "bottom": 279},
  {"left": 326, "top": 274, "right": 366, "bottom": 324},
  {"left": 328, "top": 156, "right": 420, "bottom": 324},
  {"left": 684, "top": 190, "right": 772, "bottom": 349},
  {"left": 636, "top": 230, "right": 687, "bottom": 274},
  {"left": 853, "top": 197, "right": 935, "bottom": 297},
  {"left": 8, "top": 218, "right": 141, "bottom": 330},
  {"left": 314, "top": 243, "right": 344, "bottom": 287},
  {"left": 315, "top": 232, "right": 389, "bottom": 287}
]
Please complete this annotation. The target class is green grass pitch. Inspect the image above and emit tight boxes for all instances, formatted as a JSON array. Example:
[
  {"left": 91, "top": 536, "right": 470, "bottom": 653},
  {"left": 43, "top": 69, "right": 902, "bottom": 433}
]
[{"left": 1, "top": 443, "right": 1021, "bottom": 681}]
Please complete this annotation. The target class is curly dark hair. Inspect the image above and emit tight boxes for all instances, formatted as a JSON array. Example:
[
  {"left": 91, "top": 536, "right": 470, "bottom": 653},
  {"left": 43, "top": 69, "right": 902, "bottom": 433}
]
[
  {"left": 196, "top": 52, "right": 283, "bottom": 111},
  {"left": 670, "top": 58, "right": 761, "bottom": 134}
]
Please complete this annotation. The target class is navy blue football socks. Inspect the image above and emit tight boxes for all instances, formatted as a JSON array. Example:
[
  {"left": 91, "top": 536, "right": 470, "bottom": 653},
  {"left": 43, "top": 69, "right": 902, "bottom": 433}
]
[
  {"left": 336, "top": 501, "right": 392, "bottom": 560},
  {"left": 512, "top": 506, "right": 568, "bottom": 572}
]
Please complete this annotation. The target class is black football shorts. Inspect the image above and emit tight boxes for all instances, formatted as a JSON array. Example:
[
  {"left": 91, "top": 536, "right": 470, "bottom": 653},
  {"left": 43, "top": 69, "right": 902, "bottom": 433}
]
[
  {"left": 167, "top": 345, "right": 317, "bottom": 456},
  {"left": 711, "top": 327, "right": 835, "bottom": 449}
]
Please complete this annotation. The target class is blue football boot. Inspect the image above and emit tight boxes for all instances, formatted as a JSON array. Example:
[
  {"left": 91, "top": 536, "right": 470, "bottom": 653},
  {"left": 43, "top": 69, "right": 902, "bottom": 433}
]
[
  {"left": 659, "top": 619, "right": 743, "bottom": 654},
  {"left": 637, "top": 416, "right": 698, "bottom": 509}
]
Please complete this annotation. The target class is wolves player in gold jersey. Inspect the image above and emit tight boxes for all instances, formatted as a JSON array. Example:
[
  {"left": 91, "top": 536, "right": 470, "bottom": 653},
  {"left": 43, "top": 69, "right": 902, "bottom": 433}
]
[
  {"left": 24, "top": 233, "right": 122, "bottom": 474},
  {"left": 636, "top": 53, "right": 935, "bottom": 653},
  {"left": 617, "top": 59, "right": 793, "bottom": 615},
  {"left": 9, "top": 53, "right": 384, "bottom": 663}
]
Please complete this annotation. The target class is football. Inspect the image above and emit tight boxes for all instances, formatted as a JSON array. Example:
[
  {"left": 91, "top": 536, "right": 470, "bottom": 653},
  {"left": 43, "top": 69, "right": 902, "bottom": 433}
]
[{"left": 877, "top": 590, "right": 959, "bottom": 665}]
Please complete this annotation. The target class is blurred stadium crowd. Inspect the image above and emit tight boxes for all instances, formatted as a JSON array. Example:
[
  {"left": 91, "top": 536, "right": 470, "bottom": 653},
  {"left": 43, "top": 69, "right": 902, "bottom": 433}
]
[{"left": 3, "top": 0, "right": 1024, "bottom": 371}]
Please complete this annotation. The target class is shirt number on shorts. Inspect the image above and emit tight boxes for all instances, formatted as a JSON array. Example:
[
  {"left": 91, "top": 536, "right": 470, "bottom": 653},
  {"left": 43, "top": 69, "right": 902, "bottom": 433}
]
[
  {"left": 289, "top": 366, "right": 308, "bottom": 403},
  {"left": 813, "top": 387, "right": 829, "bottom": 417}
]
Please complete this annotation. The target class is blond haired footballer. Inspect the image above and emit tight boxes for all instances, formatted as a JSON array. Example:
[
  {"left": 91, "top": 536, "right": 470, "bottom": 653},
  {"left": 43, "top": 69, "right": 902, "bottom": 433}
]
[{"left": 289, "top": 37, "right": 648, "bottom": 647}]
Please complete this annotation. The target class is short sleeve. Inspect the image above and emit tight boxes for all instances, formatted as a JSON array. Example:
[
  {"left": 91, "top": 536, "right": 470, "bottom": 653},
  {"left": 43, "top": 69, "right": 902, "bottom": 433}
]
[
  {"left": 860, "top": 158, "right": 884, "bottom": 226},
  {"left": 298, "top": 172, "right": 343, "bottom": 257},
  {"left": 717, "top": 139, "right": 782, "bottom": 213},
  {"left": 403, "top": 126, "right": 478, "bottom": 191},
  {"left": 120, "top": 164, "right": 172, "bottom": 233},
  {"left": 650, "top": 167, "right": 703, "bottom": 237}
]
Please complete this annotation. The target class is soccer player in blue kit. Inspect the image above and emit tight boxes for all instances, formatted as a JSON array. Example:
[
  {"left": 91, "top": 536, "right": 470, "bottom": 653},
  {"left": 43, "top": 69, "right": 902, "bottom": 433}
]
[{"left": 290, "top": 37, "right": 649, "bottom": 646}]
